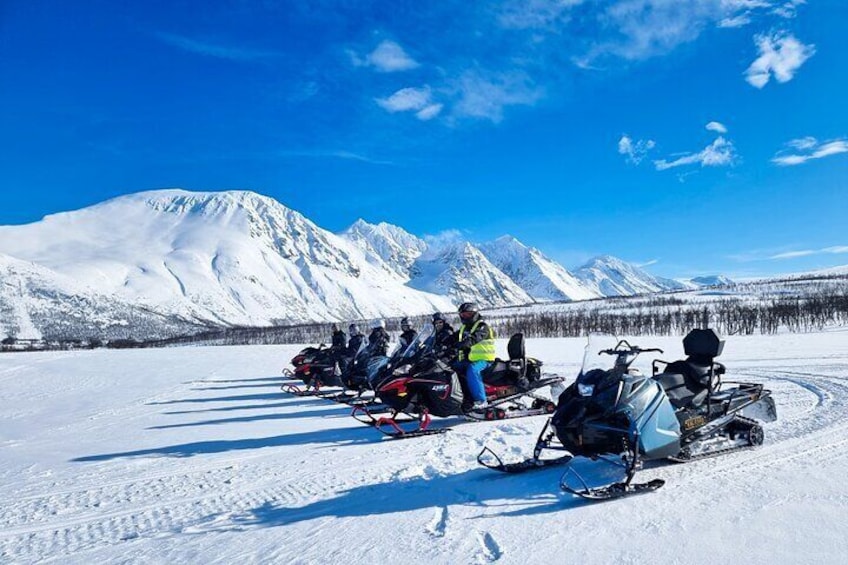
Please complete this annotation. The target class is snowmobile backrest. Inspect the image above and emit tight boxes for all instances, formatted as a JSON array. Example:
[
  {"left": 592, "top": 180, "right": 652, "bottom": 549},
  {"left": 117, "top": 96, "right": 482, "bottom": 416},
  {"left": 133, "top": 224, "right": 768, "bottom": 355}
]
[
  {"left": 507, "top": 333, "right": 525, "bottom": 361},
  {"left": 683, "top": 329, "right": 724, "bottom": 361}
]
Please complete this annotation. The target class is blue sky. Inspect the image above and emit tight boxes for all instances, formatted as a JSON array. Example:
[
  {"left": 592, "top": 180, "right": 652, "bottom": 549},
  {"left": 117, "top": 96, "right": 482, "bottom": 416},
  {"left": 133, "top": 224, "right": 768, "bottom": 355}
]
[{"left": 1, "top": 0, "right": 846, "bottom": 278}]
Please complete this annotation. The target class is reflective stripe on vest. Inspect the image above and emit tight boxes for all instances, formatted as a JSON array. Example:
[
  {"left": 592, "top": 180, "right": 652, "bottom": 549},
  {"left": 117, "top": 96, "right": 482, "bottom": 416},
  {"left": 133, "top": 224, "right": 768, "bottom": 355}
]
[{"left": 458, "top": 320, "right": 496, "bottom": 362}]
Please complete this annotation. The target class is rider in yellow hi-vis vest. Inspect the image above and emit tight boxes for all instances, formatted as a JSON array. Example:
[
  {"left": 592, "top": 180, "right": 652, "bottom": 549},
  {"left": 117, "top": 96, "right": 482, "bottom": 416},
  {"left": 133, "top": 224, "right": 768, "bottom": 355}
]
[{"left": 454, "top": 302, "right": 495, "bottom": 411}]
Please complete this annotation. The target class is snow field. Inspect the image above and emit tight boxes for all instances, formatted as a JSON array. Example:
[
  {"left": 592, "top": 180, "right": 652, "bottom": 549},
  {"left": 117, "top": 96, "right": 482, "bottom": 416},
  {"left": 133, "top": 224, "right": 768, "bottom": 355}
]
[{"left": 1, "top": 331, "right": 848, "bottom": 563}]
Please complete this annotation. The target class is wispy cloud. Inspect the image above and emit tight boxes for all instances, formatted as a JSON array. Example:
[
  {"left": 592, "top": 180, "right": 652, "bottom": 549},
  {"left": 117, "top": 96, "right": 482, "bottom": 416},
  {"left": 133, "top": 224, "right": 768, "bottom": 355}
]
[
  {"left": 449, "top": 70, "right": 544, "bottom": 123},
  {"left": 772, "top": 137, "right": 848, "bottom": 166},
  {"left": 350, "top": 40, "right": 419, "bottom": 72},
  {"left": 770, "top": 246, "right": 848, "bottom": 260},
  {"left": 730, "top": 244, "right": 848, "bottom": 262},
  {"left": 706, "top": 121, "right": 728, "bottom": 134},
  {"left": 654, "top": 136, "right": 737, "bottom": 171},
  {"left": 637, "top": 258, "right": 659, "bottom": 267},
  {"left": 745, "top": 31, "right": 815, "bottom": 88},
  {"left": 618, "top": 134, "right": 656, "bottom": 165},
  {"left": 496, "top": 0, "right": 584, "bottom": 30},
  {"left": 154, "top": 32, "right": 282, "bottom": 61},
  {"left": 772, "top": 0, "right": 806, "bottom": 19},
  {"left": 375, "top": 86, "right": 443, "bottom": 120}
]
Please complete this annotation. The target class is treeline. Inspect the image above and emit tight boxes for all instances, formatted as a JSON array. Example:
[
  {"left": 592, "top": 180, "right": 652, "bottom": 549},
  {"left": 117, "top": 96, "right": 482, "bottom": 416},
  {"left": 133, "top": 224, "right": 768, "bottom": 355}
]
[{"left": 489, "top": 289, "right": 848, "bottom": 338}]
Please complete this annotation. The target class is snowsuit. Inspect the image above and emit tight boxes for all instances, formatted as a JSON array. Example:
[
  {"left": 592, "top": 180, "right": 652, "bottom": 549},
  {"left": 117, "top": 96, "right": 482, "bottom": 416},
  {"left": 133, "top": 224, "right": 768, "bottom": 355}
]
[
  {"left": 368, "top": 327, "right": 390, "bottom": 357},
  {"left": 433, "top": 323, "right": 455, "bottom": 353},
  {"left": 399, "top": 329, "right": 418, "bottom": 350},
  {"left": 454, "top": 315, "right": 495, "bottom": 404},
  {"left": 341, "top": 333, "right": 365, "bottom": 372},
  {"left": 331, "top": 330, "right": 347, "bottom": 350}
]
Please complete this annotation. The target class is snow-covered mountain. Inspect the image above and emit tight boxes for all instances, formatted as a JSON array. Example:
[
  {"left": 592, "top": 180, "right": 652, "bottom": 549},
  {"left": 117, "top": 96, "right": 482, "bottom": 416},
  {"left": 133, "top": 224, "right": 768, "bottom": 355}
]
[
  {"left": 0, "top": 253, "right": 199, "bottom": 340},
  {"left": 574, "top": 255, "right": 688, "bottom": 297},
  {"left": 0, "top": 190, "right": 452, "bottom": 330},
  {"left": 478, "top": 236, "right": 599, "bottom": 302},
  {"left": 408, "top": 240, "right": 534, "bottom": 308},
  {"left": 340, "top": 219, "right": 426, "bottom": 279}
]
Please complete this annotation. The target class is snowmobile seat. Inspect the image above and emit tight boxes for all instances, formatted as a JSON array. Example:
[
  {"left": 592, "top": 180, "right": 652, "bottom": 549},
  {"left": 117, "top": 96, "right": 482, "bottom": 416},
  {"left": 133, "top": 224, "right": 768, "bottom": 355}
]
[{"left": 482, "top": 334, "right": 528, "bottom": 388}]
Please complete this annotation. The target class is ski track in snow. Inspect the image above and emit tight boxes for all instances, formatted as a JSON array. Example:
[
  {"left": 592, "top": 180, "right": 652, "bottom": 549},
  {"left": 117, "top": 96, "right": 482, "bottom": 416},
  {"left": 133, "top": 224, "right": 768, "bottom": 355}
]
[{"left": 1, "top": 334, "right": 848, "bottom": 563}]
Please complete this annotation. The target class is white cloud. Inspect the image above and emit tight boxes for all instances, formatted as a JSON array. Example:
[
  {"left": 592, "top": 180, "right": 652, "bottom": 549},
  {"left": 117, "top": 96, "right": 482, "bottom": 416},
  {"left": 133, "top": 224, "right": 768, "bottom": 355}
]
[
  {"left": 772, "top": 137, "right": 848, "bottom": 166},
  {"left": 706, "top": 121, "right": 728, "bottom": 134},
  {"left": 772, "top": 0, "right": 806, "bottom": 18},
  {"left": 352, "top": 40, "right": 419, "bottom": 72},
  {"left": 745, "top": 31, "right": 815, "bottom": 88},
  {"left": 375, "top": 86, "right": 443, "bottom": 121},
  {"left": 450, "top": 70, "right": 544, "bottom": 123},
  {"left": 618, "top": 134, "right": 656, "bottom": 164},
  {"left": 654, "top": 136, "right": 737, "bottom": 171}
]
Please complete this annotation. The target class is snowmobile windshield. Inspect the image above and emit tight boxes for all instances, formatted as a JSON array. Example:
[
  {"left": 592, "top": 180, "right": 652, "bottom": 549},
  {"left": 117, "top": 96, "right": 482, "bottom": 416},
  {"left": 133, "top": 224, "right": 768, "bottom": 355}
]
[
  {"left": 400, "top": 326, "right": 432, "bottom": 360},
  {"left": 577, "top": 334, "right": 619, "bottom": 397}
]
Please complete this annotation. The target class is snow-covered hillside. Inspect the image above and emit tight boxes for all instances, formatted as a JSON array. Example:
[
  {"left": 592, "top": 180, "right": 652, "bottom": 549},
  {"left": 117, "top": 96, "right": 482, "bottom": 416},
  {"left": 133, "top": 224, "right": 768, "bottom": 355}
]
[
  {"left": 0, "top": 253, "right": 198, "bottom": 341},
  {"left": 408, "top": 240, "right": 534, "bottom": 307},
  {"left": 340, "top": 219, "right": 427, "bottom": 279},
  {"left": 478, "top": 236, "right": 599, "bottom": 302},
  {"left": 0, "top": 190, "right": 452, "bottom": 329},
  {"left": 1, "top": 332, "right": 846, "bottom": 562},
  {"left": 575, "top": 255, "right": 688, "bottom": 296}
]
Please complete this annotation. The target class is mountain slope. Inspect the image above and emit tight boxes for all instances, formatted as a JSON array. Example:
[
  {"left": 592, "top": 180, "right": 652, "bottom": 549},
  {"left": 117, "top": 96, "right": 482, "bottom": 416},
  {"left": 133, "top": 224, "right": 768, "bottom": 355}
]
[
  {"left": 478, "top": 236, "right": 598, "bottom": 302},
  {"left": 408, "top": 240, "right": 533, "bottom": 308},
  {"left": 574, "top": 255, "right": 687, "bottom": 297},
  {"left": 0, "top": 190, "right": 452, "bottom": 326},
  {"left": 340, "top": 219, "right": 426, "bottom": 279}
]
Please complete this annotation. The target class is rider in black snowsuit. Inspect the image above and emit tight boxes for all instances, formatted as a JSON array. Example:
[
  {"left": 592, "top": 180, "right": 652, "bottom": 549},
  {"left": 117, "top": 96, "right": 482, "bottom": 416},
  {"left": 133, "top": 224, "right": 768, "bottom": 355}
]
[
  {"left": 398, "top": 317, "right": 417, "bottom": 350},
  {"left": 431, "top": 312, "right": 455, "bottom": 353},
  {"left": 368, "top": 320, "right": 390, "bottom": 357},
  {"left": 330, "top": 323, "right": 346, "bottom": 350}
]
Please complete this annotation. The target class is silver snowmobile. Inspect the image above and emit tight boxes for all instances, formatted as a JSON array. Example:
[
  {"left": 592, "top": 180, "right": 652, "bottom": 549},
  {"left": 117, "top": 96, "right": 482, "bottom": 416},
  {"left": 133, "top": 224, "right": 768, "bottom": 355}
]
[{"left": 478, "top": 329, "right": 777, "bottom": 500}]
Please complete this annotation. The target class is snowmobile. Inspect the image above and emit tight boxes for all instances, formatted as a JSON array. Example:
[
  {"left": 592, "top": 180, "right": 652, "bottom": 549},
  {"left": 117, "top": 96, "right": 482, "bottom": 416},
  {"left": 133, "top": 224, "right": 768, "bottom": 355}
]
[
  {"left": 280, "top": 344, "right": 344, "bottom": 396},
  {"left": 353, "top": 330, "right": 562, "bottom": 439},
  {"left": 477, "top": 329, "right": 777, "bottom": 500}
]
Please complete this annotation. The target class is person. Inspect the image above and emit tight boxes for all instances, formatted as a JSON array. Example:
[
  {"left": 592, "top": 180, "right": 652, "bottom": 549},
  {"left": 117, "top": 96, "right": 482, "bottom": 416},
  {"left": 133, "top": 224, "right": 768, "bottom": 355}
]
[
  {"left": 367, "top": 319, "right": 390, "bottom": 357},
  {"left": 342, "top": 323, "right": 365, "bottom": 369},
  {"left": 346, "top": 324, "right": 365, "bottom": 358},
  {"left": 431, "top": 312, "right": 455, "bottom": 352},
  {"left": 398, "top": 317, "right": 417, "bottom": 349},
  {"left": 330, "top": 323, "right": 346, "bottom": 350},
  {"left": 454, "top": 302, "right": 495, "bottom": 411}
]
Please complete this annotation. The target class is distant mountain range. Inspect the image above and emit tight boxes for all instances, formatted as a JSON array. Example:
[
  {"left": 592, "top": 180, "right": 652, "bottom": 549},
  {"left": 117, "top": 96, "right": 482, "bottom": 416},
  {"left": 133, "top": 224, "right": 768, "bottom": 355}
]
[{"left": 0, "top": 189, "right": 735, "bottom": 340}]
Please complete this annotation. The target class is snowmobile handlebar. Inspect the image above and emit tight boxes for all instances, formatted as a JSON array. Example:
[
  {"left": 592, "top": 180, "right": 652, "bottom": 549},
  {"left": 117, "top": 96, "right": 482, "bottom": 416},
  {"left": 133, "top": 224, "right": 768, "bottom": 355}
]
[{"left": 598, "top": 344, "right": 664, "bottom": 356}]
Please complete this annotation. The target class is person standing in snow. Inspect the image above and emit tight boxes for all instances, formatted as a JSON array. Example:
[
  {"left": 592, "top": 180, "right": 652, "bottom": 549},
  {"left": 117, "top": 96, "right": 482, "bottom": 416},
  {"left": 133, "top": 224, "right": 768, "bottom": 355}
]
[
  {"left": 398, "top": 317, "right": 417, "bottom": 350},
  {"left": 453, "top": 302, "right": 495, "bottom": 412},
  {"left": 368, "top": 320, "right": 390, "bottom": 357}
]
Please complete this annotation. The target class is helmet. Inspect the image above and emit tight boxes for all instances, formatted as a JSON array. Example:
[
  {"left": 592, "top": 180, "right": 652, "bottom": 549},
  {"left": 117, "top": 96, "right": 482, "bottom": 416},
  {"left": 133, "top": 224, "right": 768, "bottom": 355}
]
[
  {"left": 401, "top": 317, "right": 411, "bottom": 330},
  {"left": 458, "top": 302, "right": 478, "bottom": 322},
  {"left": 432, "top": 312, "right": 445, "bottom": 323},
  {"left": 349, "top": 324, "right": 360, "bottom": 336},
  {"left": 373, "top": 319, "right": 386, "bottom": 329},
  {"left": 331, "top": 323, "right": 339, "bottom": 331}
]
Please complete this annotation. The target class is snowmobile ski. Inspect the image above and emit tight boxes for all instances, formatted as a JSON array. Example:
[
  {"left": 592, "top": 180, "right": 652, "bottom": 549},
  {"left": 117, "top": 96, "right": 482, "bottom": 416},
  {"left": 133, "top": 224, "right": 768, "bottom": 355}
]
[
  {"left": 560, "top": 478, "right": 665, "bottom": 501},
  {"left": 476, "top": 446, "right": 573, "bottom": 474}
]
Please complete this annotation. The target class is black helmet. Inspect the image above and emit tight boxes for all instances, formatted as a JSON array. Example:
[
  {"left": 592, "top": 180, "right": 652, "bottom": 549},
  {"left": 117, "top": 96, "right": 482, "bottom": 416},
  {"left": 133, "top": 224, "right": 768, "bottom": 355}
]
[
  {"left": 432, "top": 312, "right": 445, "bottom": 323},
  {"left": 458, "top": 302, "right": 479, "bottom": 322},
  {"left": 401, "top": 317, "right": 411, "bottom": 330}
]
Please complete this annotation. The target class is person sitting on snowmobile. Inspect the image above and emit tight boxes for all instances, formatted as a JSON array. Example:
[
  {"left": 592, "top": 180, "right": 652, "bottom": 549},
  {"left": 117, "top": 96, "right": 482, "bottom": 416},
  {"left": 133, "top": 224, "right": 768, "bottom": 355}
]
[
  {"left": 398, "top": 317, "right": 417, "bottom": 350},
  {"left": 431, "top": 312, "right": 455, "bottom": 353},
  {"left": 367, "top": 320, "right": 390, "bottom": 357},
  {"left": 454, "top": 302, "right": 495, "bottom": 411},
  {"left": 342, "top": 324, "right": 365, "bottom": 371},
  {"left": 330, "top": 323, "right": 346, "bottom": 350}
]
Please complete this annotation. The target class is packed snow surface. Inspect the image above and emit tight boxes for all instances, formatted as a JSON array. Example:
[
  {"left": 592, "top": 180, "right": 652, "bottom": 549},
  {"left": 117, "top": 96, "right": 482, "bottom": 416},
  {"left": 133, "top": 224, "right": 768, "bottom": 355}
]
[{"left": 2, "top": 331, "right": 848, "bottom": 563}]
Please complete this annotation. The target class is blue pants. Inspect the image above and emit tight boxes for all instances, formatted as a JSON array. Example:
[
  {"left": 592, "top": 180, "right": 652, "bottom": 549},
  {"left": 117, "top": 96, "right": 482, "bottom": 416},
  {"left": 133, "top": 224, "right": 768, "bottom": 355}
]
[{"left": 455, "top": 360, "right": 490, "bottom": 403}]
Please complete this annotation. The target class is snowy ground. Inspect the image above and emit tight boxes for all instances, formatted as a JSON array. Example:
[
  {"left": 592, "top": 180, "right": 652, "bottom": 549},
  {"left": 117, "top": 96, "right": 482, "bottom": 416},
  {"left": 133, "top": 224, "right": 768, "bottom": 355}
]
[{"left": 2, "top": 332, "right": 848, "bottom": 564}]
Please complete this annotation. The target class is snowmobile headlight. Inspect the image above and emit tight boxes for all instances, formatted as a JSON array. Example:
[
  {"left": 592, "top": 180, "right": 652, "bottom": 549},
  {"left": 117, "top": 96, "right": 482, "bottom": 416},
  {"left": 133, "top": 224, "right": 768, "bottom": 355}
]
[
  {"left": 392, "top": 364, "right": 412, "bottom": 376},
  {"left": 578, "top": 383, "right": 595, "bottom": 397}
]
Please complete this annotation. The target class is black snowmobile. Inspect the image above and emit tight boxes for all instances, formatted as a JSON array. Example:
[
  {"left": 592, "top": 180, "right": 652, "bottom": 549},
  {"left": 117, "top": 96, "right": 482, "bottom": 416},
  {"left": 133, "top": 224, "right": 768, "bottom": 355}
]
[
  {"left": 281, "top": 344, "right": 343, "bottom": 396},
  {"left": 353, "top": 331, "right": 561, "bottom": 439},
  {"left": 478, "top": 329, "right": 777, "bottom": 500}
]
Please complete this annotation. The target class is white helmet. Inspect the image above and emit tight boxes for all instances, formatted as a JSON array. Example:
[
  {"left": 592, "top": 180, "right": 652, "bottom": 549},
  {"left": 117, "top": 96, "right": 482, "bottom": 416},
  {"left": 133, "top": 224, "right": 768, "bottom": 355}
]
[{"left": 373, "top": 319, "right": 386, "bottom": 329}]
